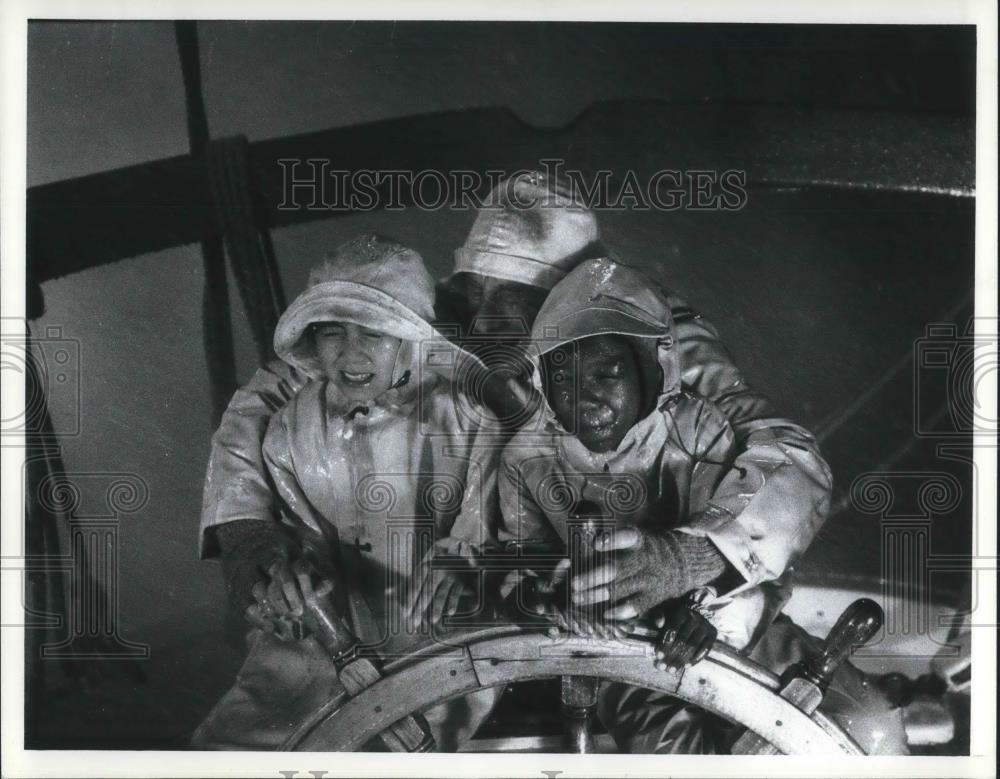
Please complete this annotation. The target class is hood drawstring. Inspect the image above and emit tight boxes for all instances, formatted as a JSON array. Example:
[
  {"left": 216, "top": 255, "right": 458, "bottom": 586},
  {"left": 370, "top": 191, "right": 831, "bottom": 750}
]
[
  {"left": 345, "top": 405, "right": 370, "bottom": 421},
  {"left": 666, "top": 405, "right": 748, "bottom": 480},
  {"left": 341, "top": 369, "right": 412, "bottom": 423}
]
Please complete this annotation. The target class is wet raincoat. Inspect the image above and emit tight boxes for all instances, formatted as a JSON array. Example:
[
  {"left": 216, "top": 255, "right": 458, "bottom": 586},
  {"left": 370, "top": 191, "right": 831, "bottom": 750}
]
[
  {"left": 201, "top": 174, "right": 833, "bottom": 584},
  {"left": 498, "top": 257, "right": 790, "bottom": 649},
  {"left": 199, "top": 283, "right": 833, "bottom": 582},
  {"left": 193, "top": 236, "right": 502, "bottom": 750},
  {"left": 498, "top": 258, "right": 903, "bottom": 755}
]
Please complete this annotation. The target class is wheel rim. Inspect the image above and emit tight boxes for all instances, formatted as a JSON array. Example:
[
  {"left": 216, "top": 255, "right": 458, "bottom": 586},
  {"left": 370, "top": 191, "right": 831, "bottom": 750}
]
[{"left": 283, "top": 626, "right": 864, "bottom": 754}]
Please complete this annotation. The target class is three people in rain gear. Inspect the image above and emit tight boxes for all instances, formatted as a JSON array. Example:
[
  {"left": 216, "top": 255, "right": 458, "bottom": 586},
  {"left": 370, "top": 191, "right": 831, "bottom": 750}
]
[{"left": 195, "top": 171, "right": 904, "bottom": 753}]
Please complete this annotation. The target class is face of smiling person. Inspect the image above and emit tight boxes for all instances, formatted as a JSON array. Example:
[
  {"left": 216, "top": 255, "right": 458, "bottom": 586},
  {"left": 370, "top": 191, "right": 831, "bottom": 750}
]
[
  {"left": 544, "top": 335, "right": 643, "bottom": 453},
  {"left": 313, "top": 321, "right": 402, "bottom": 403}
]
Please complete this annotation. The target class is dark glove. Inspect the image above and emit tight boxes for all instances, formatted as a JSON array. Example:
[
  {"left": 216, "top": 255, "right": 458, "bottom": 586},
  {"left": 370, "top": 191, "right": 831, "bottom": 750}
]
[
  {"left": 653, "top": 599, "right": 718, "bottom": 671},
  {"left": 569, "top": 527, "right": 728, "bottom": 622},
  {"left": 216, "top": 519, "right": 295, "bottom": 613},
  {"left": 245, "top": 557, "right": 335, "bottom": 642},
  {"left": 215, "top": 520, "right": 338, "bottom": 642}
]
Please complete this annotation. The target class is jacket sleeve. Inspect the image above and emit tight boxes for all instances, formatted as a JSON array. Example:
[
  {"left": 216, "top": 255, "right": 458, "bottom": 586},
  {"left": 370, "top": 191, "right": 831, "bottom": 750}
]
[
  {"left": 199, "top": 359, "right": 311, "bottom": 558},
  {"left": 663, "top": 288, "right": 833, "bottom": 584},
  {"left": 497, "top": 446, "right": 563, "bottom": 550},
  {"left": 662, "top": 287, "right": 777, "bottom": 429},
  {"left": 676, "top": 402, "right": 795, "bottom": 650},
  {"left": 495, "top": 444, "right": 566, "bottom": 599},
  {"left": 675, "top": 394, "right": 832, "bottom": 593},
  {"left": 436, "top": 402, "right": 506, "bottom": 554},
  {"left": 258, "top": 409, "right": 329, "bottom": 541}
]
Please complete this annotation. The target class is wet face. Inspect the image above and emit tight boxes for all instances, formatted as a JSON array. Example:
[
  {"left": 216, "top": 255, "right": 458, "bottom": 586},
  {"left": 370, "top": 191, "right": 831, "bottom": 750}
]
[
  {"left": 544, "top": 335, "right": 643, "bottom": 453},
  {"left": 460, "top": 274, "right": 551, "bottom": 379},
  {"left": 444, "top": 273, "right": 546, "bottom": 349},
  {"left": 473, "top": 276, "right": 549, "bottom": 337},
  {"left": 313, "top": 321, "right": 402, "bottom": 403}
]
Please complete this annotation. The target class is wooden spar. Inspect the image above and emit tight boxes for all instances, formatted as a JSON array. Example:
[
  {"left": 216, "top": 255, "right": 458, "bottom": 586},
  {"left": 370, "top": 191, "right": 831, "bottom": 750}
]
[{"left": 28, "top": 104, "right": 973, "bottom": 284}]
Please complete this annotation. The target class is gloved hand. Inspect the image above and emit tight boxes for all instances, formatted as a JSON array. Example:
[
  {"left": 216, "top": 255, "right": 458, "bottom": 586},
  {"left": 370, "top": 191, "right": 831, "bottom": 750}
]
[
  {"left": 569, "top": 527, "right": 728, "bottom": 622},
  {"left": 653, "top": 599, "right": 718, "bottom": 671},
  {"left": 245, "top": 557, "right": 334, "bottom": 642}
]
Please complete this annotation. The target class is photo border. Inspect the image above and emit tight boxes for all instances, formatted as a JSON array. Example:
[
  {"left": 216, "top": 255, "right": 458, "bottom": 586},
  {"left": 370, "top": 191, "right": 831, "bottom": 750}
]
[{"left": 2, "top": 1, "right": 996, "bottom": 777}]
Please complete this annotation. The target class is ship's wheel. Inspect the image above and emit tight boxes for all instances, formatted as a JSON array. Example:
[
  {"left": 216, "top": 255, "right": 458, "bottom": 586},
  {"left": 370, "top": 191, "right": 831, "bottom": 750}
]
[{"left": 282, "top": 600, "right": 882, "bottom": 754}]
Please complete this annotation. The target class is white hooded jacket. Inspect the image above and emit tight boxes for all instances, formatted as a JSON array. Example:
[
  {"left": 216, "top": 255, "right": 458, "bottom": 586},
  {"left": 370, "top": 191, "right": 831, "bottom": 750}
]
[
  {"left": 253, "top": 236, "right": 501, "bottom": 651},
  {"left": 499, "top": 259, "right": 798, "bottom": 649}
]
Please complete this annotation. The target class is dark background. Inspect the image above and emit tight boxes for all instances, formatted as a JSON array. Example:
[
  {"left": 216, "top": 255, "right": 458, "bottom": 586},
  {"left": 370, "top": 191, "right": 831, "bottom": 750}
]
[{"left": 25, "top": 21, "right": 976, "bottom": 747}]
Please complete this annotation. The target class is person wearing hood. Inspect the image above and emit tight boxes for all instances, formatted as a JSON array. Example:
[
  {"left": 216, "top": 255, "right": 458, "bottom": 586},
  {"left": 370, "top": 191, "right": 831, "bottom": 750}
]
[
  {"left": 498, "top": 257, "right": 781, "bottom": 653},
  {"left": 497, "top": 257, "right": 905, "bottom": 754},
  {"left": 198, "top": 170, "right": 845, "bottom": 746},
  {"left": 199, "top": 173, "right": 596, "bottom": 559},
  {"left": 198, "top": 172, "right": 603, "bottom": 640},
  {"left": 200, "top": 171, "right": 831, "bottom": 631},
  {"left": 192, "top": 234, "right": 502, "bottom": 750}
]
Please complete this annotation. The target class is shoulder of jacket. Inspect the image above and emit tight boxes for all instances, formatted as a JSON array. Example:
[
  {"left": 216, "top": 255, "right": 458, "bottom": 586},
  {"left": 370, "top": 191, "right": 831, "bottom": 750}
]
[
  {"left": 273, "top": 381, "right": 325, "bottom": 430},
  {"left": 502, "top": 428, "right": 560, "bottom": 465},
  {"left": 663, "top": 391, "right": 734, "bottom": 435}
]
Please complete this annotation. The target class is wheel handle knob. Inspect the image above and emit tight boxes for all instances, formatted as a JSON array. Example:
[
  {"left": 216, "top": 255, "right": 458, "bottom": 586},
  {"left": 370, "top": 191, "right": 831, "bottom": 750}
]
[{"left": 806, "top": 598, "right": 884, "bottom": 689}]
